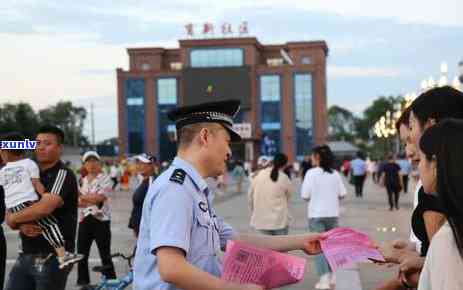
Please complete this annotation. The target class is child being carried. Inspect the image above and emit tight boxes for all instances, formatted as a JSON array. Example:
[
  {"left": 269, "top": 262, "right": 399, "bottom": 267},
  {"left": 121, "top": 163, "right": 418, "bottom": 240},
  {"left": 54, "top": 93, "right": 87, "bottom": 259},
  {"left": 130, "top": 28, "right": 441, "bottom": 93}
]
[{"left": 0, "top": 132, "right": 83, "bottom": 269}]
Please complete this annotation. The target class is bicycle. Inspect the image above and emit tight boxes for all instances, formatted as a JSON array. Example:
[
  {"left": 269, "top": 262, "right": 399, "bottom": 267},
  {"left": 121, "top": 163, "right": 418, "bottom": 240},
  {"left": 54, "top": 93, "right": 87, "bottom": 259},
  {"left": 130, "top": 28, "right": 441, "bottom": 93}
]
[{"left": 82, "top": 252, "right": 134, "bottom": 290}]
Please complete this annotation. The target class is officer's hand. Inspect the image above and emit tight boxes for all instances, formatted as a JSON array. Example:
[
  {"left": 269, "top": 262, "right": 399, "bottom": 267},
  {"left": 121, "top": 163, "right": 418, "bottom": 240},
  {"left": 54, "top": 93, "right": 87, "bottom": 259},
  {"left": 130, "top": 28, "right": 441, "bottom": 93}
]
[
  {"left": 19, "top": 223, "right": 42, "bottom": 237},
  {"left": 302, "top": 233, "right": 324, "bottom": 255}
]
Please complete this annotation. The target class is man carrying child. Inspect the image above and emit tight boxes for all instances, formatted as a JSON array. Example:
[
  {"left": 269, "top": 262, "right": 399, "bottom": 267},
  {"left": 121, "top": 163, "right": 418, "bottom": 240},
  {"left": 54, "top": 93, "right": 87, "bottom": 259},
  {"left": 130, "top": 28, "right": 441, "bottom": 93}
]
[{"left": 2, "top": 126, "right": 81, "bottom": 290}]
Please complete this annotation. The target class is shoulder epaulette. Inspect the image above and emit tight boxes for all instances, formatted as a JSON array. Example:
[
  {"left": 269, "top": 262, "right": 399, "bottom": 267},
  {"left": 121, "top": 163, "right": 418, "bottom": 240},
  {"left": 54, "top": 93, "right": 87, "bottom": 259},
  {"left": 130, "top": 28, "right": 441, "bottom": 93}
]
[{"left": 170, "top": 169, "right": 186, "bottom": 184}]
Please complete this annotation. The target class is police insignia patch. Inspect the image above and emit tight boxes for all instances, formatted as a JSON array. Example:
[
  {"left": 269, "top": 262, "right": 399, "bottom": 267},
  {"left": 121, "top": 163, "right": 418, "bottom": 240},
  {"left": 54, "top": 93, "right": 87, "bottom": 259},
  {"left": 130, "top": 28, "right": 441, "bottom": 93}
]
[
  {"left": 170, "top": 169, "right": 186, "bottom": 184},
  {"left": 198, "top": 201, "right": 208, "bottom": 212}
]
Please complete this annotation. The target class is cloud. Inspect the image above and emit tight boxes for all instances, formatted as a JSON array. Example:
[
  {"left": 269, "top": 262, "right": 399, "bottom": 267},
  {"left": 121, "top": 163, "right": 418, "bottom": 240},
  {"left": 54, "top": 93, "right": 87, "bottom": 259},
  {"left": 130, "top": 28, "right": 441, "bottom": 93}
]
[
  {"left": 1, "top": 0, "right": 462, "bottom": 142},
  {"left": 328, "top": 66, "right": 409, "bottom": 78}
]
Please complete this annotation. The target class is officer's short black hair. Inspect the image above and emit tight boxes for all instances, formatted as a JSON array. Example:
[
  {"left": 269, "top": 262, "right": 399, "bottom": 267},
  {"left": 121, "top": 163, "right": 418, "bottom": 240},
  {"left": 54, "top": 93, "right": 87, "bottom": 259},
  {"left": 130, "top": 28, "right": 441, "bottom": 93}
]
[
  {"left": 0, "top": 132, "right": 26, "bottom": 156},
  {"left": 37, "top": 125, "right": 65, "bottom": 144},
  {"left": 177, "top": 122, "right": 223, "bottom": 150}
]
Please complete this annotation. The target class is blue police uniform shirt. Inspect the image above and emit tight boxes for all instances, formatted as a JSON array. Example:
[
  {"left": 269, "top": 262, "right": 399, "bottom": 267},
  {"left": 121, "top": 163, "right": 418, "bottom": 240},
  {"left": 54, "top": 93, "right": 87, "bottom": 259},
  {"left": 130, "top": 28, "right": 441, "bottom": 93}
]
[
  {"left": 351, "top": 158, "right": 366, "bottom": 176},
  {"left": 133, "top": 157, "right": 237, "bottom": 290},
  {"left": 396, "top": 159, "right": 412, "bottom": 175}
]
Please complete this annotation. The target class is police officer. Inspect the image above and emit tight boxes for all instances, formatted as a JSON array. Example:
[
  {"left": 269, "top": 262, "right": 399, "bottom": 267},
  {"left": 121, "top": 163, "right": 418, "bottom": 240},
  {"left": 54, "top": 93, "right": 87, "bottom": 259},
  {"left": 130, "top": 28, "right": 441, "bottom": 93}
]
[{"left": 133, "top": 100, "right": 322, "bottom": 290}]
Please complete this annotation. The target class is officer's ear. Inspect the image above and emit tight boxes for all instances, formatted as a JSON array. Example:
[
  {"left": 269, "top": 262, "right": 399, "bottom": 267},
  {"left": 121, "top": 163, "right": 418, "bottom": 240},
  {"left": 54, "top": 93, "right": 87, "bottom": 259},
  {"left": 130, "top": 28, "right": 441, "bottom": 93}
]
[{"left": 197, "top": 127, "right": 211, "bottom": 147}]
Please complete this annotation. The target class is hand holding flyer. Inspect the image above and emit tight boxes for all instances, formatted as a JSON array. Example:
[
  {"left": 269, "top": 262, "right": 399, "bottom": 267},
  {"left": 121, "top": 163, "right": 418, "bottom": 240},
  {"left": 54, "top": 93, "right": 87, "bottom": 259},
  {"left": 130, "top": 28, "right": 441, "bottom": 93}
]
[
  {"left": 222, "top": 240, "right": 306, "bottom": 289},
  {"left": 319, "top": 227, "right": 385, "bottom": 271}
]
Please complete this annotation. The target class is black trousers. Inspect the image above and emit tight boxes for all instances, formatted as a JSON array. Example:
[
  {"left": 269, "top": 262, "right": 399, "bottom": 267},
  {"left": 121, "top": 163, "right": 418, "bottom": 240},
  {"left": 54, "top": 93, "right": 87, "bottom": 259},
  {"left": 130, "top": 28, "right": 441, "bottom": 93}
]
[
  {"left": 111, "top": 177, "right": 118, "bottom": 190},
  {"left": 77, "top": 216, "right": 116, "bottom": 285},
  {"left": 0, "top": 227, "right": 5, "bottom": 290},
  {"left": 402, "top": 175, "right": 409, "bottom": 193},
  {"left": 386, "top": 186, "right": 400, "bottom": 209},
  {"left": 353, "top": 175, "right": 366, "bottom": 197}
]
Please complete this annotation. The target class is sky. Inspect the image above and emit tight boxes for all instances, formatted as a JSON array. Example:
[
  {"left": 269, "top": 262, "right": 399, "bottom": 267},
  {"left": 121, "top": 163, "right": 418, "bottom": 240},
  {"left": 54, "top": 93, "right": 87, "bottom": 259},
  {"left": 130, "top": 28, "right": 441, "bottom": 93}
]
[{"left": 1, "top": 0, "right": 462, "bottom": 142}]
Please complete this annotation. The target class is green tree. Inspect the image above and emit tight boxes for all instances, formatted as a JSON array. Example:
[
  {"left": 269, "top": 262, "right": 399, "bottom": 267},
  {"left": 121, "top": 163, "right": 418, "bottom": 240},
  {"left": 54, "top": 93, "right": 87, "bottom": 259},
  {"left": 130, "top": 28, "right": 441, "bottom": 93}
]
[
  {"left": 0, "top": 103, "right": 39, "bottom": 139},
  {"left": 38, "top": 101, "right": 88, "bottom": 146},
  {"left": 355, "top": 96, "right": 403, "bottom": 141},
  {"left": 354, "top": 95, "right": 404, "bottom": 159},
  {"left": 327, "top": 105, "right": 358, "bottom": 142}
]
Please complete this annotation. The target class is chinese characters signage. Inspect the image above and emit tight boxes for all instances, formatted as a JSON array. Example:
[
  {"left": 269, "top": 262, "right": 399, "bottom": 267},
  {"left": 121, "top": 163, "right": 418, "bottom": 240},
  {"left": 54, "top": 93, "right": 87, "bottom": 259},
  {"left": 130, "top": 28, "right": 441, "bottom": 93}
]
[{"left": 184, "top": 21, "right": 249, "bottom": 38}]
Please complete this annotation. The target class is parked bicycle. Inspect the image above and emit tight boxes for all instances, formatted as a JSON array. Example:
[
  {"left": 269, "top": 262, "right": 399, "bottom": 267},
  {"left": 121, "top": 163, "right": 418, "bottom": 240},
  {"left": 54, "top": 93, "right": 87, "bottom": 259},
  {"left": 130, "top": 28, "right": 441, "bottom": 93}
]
[{"left": 81, "top": 252, "right": 134, "bottom": 290}]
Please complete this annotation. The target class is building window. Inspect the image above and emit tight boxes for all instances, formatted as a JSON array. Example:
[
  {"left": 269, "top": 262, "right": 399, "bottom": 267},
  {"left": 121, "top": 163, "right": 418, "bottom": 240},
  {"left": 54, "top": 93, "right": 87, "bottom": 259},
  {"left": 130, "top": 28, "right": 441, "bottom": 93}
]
[
  {"left": 125, "top": 78, "right": 145, "bottom": 154},
  {"left": 260, "top": 75, "right": 281, "bottom": 155},
  {"left": 294, "top": 73, "right": 313, "bottom": 158},
  {"left": 157, "top": 78, "right": 178, "bottom": 161},
  {"left": 301, "top": 56, "right": 312, "bottom": 65},
  {"left": 158, "top": 78, "right": 177, "bottom": 105},
  {"left": 190, "top": 48, "right": 244, "bottom": 68},
  {"left": 141, "top": 63, "right": 151, "bottom": 71}
]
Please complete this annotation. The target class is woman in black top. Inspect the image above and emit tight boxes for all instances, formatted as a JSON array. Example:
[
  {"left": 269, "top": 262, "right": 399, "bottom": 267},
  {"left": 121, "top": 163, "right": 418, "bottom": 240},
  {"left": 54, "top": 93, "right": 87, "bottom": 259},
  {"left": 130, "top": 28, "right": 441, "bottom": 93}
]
[
  {"left": 374, "top": 87, "right": 463, "bottom": 290},
  {"left": 410, "top": 187, "right": 444, "bottom": 257},
  {"left": 128, "top": 154, "right": 158, "bottom": 237},
  {"left": 395, "top": 86, "right": 463, "bottom": 288},
  {"left": 380, "top": 154, "right": 404, "bottom": 211}
]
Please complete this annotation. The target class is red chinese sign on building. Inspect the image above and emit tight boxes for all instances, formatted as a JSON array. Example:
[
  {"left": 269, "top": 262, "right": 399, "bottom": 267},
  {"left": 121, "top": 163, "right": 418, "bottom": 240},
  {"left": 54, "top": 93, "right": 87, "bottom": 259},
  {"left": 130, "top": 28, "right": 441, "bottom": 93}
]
[
  {"left": 185, "top": 23, "right": 194, "bottom": 37},
  {"left": 239, "top": 21, "right": 248, "bottom": 35},
  {"left": 203, "top": 22, "right": 214, "bottom": 35},
  {"left": 184, "top": 21, "right": 249, "bottom": 38},
  {"left": 222, "top": 23, "right": 233, "bottom": 35}
]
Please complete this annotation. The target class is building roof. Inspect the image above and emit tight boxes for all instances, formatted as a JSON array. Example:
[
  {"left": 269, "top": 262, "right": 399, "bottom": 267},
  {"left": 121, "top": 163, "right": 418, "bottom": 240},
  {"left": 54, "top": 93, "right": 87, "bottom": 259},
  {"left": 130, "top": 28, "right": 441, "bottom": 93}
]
[{"left": 328, "top": 141, "right": 359, "bottom": 153}]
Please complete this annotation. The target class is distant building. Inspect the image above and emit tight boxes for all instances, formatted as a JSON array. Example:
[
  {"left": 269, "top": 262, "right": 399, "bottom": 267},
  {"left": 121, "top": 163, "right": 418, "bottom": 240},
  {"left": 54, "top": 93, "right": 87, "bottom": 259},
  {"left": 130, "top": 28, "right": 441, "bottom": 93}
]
[
  {"left": 328, "top": 141, "right": 359, "bottom": 158},
  {"left": 117, "top": 37, "right": 328, "bottom": 162}
]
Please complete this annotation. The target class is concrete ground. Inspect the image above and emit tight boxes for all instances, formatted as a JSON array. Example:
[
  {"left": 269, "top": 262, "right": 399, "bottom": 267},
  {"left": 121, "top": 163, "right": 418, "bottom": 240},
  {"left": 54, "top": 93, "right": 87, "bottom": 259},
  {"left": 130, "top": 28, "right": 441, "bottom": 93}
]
[{"left": 3, "top": 175, "right": 416, "bottom": 290}]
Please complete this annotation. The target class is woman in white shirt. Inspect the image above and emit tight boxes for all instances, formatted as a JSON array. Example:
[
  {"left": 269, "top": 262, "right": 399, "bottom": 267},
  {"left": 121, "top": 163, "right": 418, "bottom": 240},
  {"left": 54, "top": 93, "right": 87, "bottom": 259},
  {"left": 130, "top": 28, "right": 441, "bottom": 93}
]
[
  {"left": 301, "top": 145, "right": 347, "bottom": 290},
  {"left": 248, "top": 153, "right": 293, "bottom": 235},
  {"left": 409, "top": 119, "right": 463, "bottom": 290}
]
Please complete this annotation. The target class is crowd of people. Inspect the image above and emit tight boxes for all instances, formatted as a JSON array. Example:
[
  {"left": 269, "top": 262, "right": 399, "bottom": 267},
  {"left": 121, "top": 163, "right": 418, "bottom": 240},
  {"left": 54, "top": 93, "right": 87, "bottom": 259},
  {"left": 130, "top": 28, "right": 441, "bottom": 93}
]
[{"left": 0, "top": 86, "right": 462, "bottom": 290}]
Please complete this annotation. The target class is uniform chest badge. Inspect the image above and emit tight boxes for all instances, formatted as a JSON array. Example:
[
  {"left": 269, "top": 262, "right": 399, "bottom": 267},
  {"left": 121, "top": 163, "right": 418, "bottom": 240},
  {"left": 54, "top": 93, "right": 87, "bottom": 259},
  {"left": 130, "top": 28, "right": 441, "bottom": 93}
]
[{"left": 198, "top": 201, "right": 208, "bottom": 212}]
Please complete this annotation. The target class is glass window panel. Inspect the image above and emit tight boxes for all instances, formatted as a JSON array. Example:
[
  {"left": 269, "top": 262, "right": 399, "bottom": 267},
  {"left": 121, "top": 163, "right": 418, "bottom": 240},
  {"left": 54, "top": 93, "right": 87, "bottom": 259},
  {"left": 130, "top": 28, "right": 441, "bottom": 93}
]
[
  {"left": 156, "top": 78, "right": 178, "bottom": 161},
  {"left": 190, "top": 48, "right": 243, "bottom": 67},
  {"left": 125, "top": 79, "right": 145, "bottom": 154},
  {"left": 260, "top": 75, "right": 282, "bottom": 155},
  {"left": 158, "top": 78, "right": 177, "bottom": 105},
  {"left": 294, "top": 73, "right": 313, "bottom": 158},
  {"left": 127, "top": 98, "right": 144, "bottom": 106},
  {"left": 260, "top": 75, "right": 280, "bottom": 102}
]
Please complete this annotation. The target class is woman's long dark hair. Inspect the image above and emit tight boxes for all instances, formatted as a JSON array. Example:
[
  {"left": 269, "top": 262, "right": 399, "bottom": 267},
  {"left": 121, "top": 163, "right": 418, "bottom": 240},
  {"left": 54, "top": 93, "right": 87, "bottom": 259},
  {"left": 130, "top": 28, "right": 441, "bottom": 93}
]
[
  {"left": 270, "top": 153, "right": 288, "bottom": 182},
  {"left": 312, "top": 145, "right": 334, "bottom": 173},
  {"left": 420, "top": 119, "right": 463, "bottom": 259}
]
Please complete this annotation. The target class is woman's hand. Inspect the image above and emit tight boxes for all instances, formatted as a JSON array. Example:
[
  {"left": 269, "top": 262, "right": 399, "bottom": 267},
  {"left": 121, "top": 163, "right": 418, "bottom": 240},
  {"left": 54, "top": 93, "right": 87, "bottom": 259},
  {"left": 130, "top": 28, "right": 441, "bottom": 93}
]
[
  {"left": 398, "top": 269, "right": 420, "bottom": 289},
  {"left": 399, "top": 252, "right": 424, "bottom": 274}
]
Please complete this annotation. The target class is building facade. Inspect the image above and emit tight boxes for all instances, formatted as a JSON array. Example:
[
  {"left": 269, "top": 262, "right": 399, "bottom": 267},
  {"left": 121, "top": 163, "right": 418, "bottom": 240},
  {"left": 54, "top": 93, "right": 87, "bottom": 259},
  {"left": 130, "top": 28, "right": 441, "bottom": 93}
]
[{"left": 117, "top": 37, "right": 328, "bottom": 162}]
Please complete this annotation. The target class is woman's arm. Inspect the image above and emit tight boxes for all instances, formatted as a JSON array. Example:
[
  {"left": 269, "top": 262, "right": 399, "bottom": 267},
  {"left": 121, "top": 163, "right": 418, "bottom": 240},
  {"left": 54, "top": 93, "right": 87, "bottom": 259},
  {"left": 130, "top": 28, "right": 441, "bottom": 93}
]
[{"left": 423, "top": 210, "right": 446, "bottom": 241}]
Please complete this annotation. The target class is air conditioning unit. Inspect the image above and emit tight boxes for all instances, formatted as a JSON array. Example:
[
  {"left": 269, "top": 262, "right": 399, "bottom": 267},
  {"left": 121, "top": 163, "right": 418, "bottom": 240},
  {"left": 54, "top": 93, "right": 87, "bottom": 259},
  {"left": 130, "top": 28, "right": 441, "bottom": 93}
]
[{"left": 170, "top": 62, "right": 183, "bottom": 70}]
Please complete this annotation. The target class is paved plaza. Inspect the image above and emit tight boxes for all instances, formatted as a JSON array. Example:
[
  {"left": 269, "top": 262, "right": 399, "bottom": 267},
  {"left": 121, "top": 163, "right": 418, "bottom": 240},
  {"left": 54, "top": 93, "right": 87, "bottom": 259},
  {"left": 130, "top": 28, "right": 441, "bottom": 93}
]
[{"left": 3, "top": 175, "right": 416, "bottom": 290}]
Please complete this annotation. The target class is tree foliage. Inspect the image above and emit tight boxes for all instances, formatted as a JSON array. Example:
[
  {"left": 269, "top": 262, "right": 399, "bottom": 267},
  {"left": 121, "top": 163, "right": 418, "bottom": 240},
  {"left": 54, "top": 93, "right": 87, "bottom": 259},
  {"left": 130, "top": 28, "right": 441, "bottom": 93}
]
[
  {"left": 0, "top": 101, "right": 88, "bottom": 146},
  {"left": 327, "top": 105, "right": 358, "bottom": 142},
  {"left": 328, "top": 95, "right": 404, "bottom": 159}
]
